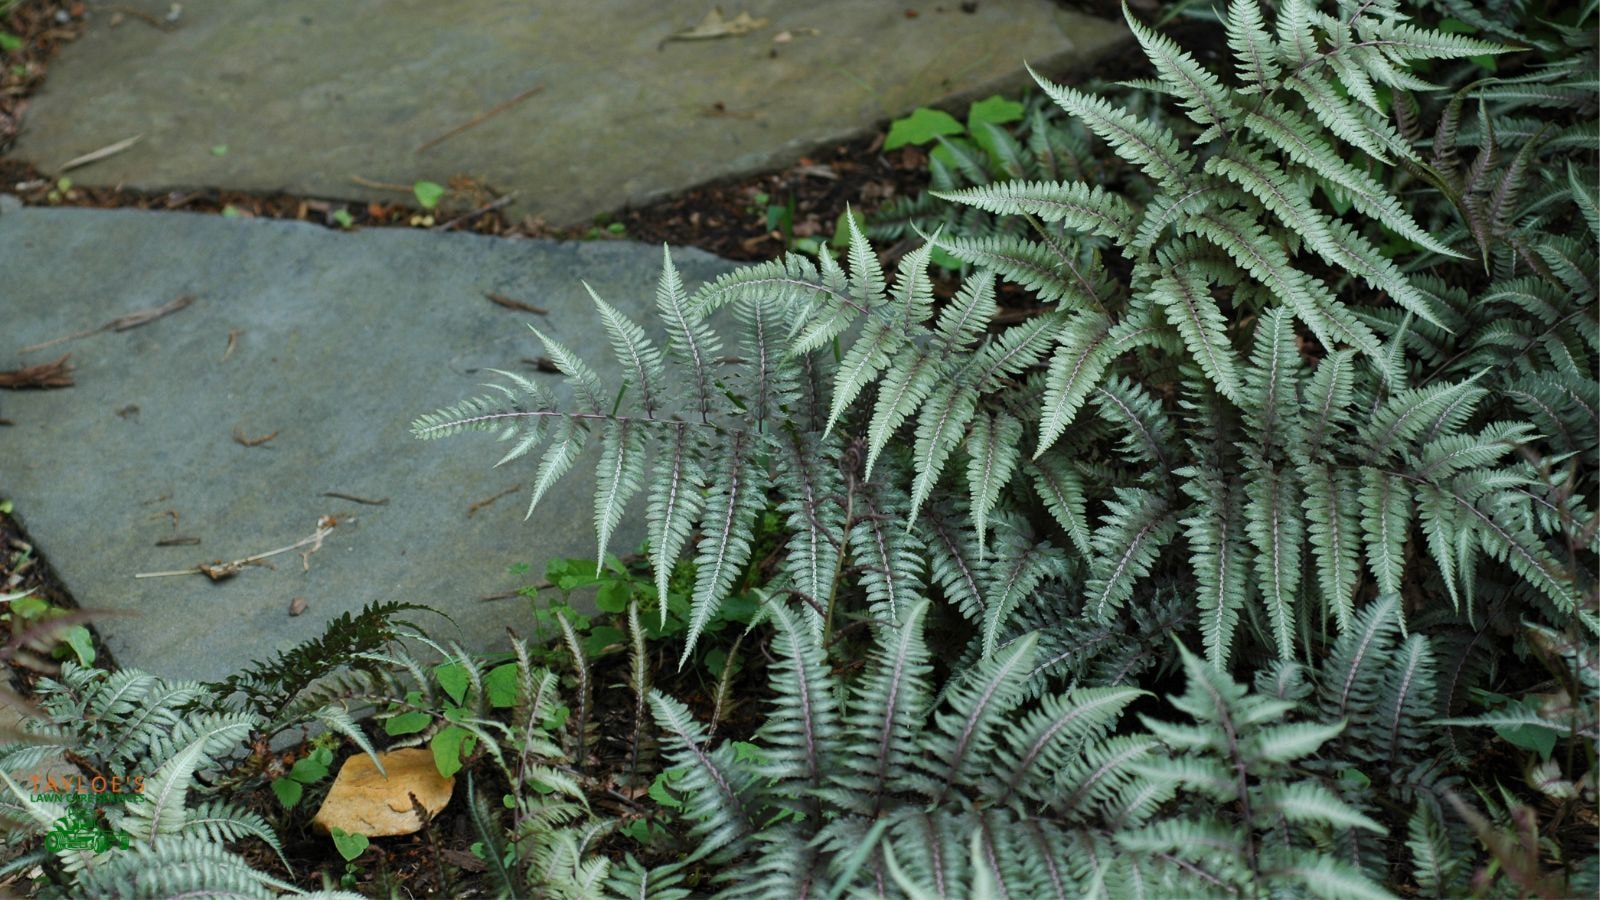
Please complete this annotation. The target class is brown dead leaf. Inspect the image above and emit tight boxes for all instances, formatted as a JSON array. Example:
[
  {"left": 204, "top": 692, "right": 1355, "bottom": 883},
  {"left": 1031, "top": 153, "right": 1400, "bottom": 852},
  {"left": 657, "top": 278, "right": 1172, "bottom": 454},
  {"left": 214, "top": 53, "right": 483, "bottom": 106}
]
[
  {"left": 312, "top": 748, "right": 455, "bottom": 837},
  {"left": 0, "top": 355, "right": 74, "bottom": 389}
]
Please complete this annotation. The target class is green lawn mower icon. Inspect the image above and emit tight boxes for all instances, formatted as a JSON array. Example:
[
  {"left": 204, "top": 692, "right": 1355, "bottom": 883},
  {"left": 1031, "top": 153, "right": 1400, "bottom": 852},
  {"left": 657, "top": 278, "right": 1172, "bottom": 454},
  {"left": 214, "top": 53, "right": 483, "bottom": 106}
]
[{"left": 43, "top": 806, "right": 130, "bottom": 854}]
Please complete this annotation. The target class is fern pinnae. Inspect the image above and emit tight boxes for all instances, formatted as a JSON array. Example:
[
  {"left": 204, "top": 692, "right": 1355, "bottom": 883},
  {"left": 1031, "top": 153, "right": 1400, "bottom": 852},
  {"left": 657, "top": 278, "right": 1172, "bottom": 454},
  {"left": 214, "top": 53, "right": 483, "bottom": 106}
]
[
  {"left": 1027, "top": 63, "right": 1195, "bottom": 190},
  {"left": 1358, "top": 466, "right": 1411, "bottom": 597},
  {"left": 1326, "top": 594, "right": 1401, "bottom": 719},
  {"left": 909, "top": 379, "right": 979, "bottom": 521},
  {"left": 928, "top": 633, "right": 1037, "bottom": 800},
  {"left": 762, "top": 599, "right": 840, "bottom": 787},
  {"left": 650, "top": 690, "right": 757, "bottom": 857},
  {"left": 867, "top": 346, "right": 944, "bottom": 479},
  {"left": 589, "top": 285, "right": 665, "bottom": 415},
  {"left": 1247, "top": 463, "right": 1303, "bottom": 661},
  {"left": 1028, "top": 451, "right": 1092, "bottom": 557},
  {"left": 1150, "top": 265, "right": 1244, "bottom": 402},
  {"left": 1285, "top": 68, "right": 1405, "bottom": 164},
  {"left": 994, "top": 686, "right": 1144, "bottom": 805},
  {"left": 980, "top": 526, "right": 1066, "bottom": 659},
  {"left": 177, "top": 798, "right": 289, "bottom": 871},
  {"left": 966, "top": 411, "right": 1023, "bottom": 557},
  {"left": 924, "top": 501, "right": 988, "bottom": 622},
  {"left": 933, "top": 270, "right": 998, "bottom": 354},
  {"left": 123, "top": 714, "right": 256, "bottom": 845},
  {"left": 1036, "top": 310, "right": 1118, "bottom": 457},
  {"left": 1245, "top": 101, "right": 1461, "bottom": 258},
  {"left": 846, "top": 600, "right": 933, "bottom": 807},
  {"left": 1085, "top": 488, "right": 1176, "bottom": 621},
  {"left": 932, "top": 181, "right": 1137, "bottom": 245},
  {"left": 1301, "top": 462, "right": 1360, "bottom": 631},
  {"left": 684, "top": 432, "right": 765, "bottom": 664},
  {"left": 648, "top": 422, "right": 704, "bottom": 621},
  {"left": 525, "top": 420, "right": 585, "bottom": 518},
  {"left": 829, "top": 318, "right": 902, "bottom": 436},
  {"left": 850, "top": 478, "right": 925, "bottom": 623},
  {"left": 1179, "top": 465, "right": 1248, "bottom": 666},
  {"left": 776, "top": 425, "right": 844, "bottom": 609},
  {"left": 593, "top": 418, "right": 645, "bottom": 568},
  {"left": 1123, "top": 4, "right": 1238, "bottom": 136},
  {"left": 1226, "top": 0, "right": 1279, "bottom": 91},
  {"left": 656, "top": 247, "right": 723, "bottom": 422}
]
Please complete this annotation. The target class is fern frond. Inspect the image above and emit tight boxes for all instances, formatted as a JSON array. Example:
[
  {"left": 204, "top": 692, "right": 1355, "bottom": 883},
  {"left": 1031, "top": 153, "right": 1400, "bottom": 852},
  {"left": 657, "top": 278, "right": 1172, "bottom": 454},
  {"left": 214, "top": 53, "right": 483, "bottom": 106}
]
[
  {"left": 1179, "top": 464, "right": 1250, "bottom": 667},
  {"left": 923, "top": 634, "right": 1037, "bottom": 797},
  {"left": 965, "top": 411, "right": 1023, "bottom": 555},
  {"left": 1150, "top": 264, "right": 1245, "bottom": 402},
  {"left": 1125, "top": 6, "right": 1239, "bottom": 136},
  {"left": 1037, "top": 311, "right": 1119, "bottom": 457},
  {"left": 1226, "top": 0, "right": 1281, "bottom": 91},
  {"left": 1031, "top": 64, "right": 1196, "bottom": 189},
  {"left": 1085, "top": 488, "right": 1177, "bottom": 621},
  {"left": 648, "top": 691, "right": 758, "bottom": 859},
  {"left": 1301, "top": 462, "right": 1360, "bottom": 631},
  {"left": 833, "top": 600, "right": 934, "bottom": 814},
  {"left": 1247, "top": 463, "right": 1304, "bottom": 661},
  {"left": 647, "top": 423, "right": 705, "bottom": 619},
  {"left": 121, "top": 713, "right": 257, "bottom": 844},
  {"left": 936, "top": 180, "right": 1137, "bottom": 244},
  {"left": 593, "top": 419, "right": 646, "bottom": 566},
  {"left": 684, "top": 433, "right": 766, "bottom": 665}
]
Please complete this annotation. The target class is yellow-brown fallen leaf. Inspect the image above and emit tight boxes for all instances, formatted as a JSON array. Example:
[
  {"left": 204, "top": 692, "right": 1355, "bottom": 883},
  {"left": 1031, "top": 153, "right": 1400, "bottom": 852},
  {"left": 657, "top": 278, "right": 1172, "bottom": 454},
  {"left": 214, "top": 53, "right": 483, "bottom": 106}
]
[
  {"left": 666, "top": 6, "right": 768, "bottom": 44},
  {"left": 312, "top": 748, "right": 454, "bottom": 838}
]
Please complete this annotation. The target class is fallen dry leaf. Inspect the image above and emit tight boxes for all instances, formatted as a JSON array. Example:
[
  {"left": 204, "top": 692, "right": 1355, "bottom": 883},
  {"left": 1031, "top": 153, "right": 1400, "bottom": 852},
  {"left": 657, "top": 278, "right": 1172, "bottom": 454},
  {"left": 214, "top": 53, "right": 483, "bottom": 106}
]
[
  {"left": 312, "top": 748, "right": 454, "bottom": 837},
  {"left": 666, "top": 6, "right": 768, "bottom": 44},
  {"left": 0, "top": 355, "right": 74, "bottom": 389}
]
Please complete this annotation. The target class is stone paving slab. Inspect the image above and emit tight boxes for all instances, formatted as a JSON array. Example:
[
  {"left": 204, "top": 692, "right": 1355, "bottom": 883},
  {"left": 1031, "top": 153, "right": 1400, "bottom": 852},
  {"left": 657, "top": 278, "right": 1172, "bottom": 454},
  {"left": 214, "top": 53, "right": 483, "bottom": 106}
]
[
  {"left": 10, "top": 0, "right": 1126, "bottom": 225},
  {"left": 0, "top": 199, "right": 736, "bottom": 681}
]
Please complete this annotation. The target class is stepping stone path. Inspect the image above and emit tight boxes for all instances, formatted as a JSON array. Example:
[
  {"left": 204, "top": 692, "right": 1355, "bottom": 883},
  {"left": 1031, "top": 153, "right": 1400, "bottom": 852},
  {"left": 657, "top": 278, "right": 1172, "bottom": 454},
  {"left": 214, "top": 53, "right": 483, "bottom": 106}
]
[
  {"left": 11, "top": 0, "right": 1125, "bottom": 225},
  {"left": 1, "top": 1, "right": 1125, "bottom": 680},
  {"left": 0, "top": 199, "right": 735, "bottom": 680}
]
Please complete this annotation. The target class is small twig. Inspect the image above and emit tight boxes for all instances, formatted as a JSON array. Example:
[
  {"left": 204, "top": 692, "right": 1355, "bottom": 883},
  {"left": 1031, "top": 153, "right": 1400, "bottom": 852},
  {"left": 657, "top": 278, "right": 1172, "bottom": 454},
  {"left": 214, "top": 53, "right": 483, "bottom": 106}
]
[
  {"left": 101, "top": 5, "right": 170, "bottom": 30},
  {"left": 57, "top": 134, "right": 143, "bottom": 174},
  {"left": 321, "top": 491, "right": 389, "bottom": 506},
  {"left": 134, "top": 516, "right": 336, "bottom": 579},
  {"left": 432, "top": 192, "right": 517, "bottom": 232},
  {"left": 21, "top": 295, "right": 194, "bottom": 354},
  {"left": 486, "top": 292, "right": 547, "bottom": 315},
  {"left": 0, "top": 355, "right": 74, "bottom": 389},
  {"left": 348, "top": 175, "right": 415, "bottom": 192},
  {"left": 467, "top": 485, "right": 521, "bottom": 517},
  {"left": 416, "top": 85, "right": 544, "bottom": 154},
  {"left": 232, "top": 426, "right": 281, "bottom": 447},
  {"left": 154, "top": 536, "right": 200, "bottom": 547},
  {"left": 221, "top": 328, "right": 243, "bottom": 362}
]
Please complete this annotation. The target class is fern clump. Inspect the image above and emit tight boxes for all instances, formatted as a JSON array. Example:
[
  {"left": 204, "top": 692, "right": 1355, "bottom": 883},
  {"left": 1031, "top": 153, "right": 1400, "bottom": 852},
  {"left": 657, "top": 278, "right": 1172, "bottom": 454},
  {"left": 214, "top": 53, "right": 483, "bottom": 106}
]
[
  {"left": 413, "top": 0, "right": 1597, "bottom": 894},
  {"left": 0, "top": 661, "right": 349, "bottom": 897}
]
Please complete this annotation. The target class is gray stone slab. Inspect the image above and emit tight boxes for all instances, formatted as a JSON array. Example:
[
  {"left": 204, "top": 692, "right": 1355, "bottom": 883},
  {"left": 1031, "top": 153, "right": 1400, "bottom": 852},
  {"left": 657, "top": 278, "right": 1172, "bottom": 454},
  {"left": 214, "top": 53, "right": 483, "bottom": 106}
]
[
  {"left": 0, "top": 203, "right": 736, "bottom": 681},
  {"left": 11, "top": 0, "right": 1126, "bottom": 225}
]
